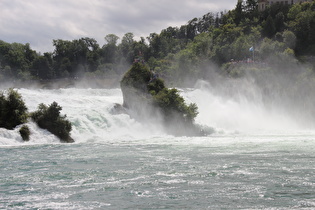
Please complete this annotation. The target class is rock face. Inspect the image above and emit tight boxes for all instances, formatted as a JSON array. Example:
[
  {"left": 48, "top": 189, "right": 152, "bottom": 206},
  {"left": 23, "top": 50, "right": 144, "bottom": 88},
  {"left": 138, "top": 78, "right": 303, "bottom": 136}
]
[
  {"left": 120, "top": 62, "right": 155, "bottom": 120},
  {"left": 120, "top": 62, "right": 208, "bottom": 136}
]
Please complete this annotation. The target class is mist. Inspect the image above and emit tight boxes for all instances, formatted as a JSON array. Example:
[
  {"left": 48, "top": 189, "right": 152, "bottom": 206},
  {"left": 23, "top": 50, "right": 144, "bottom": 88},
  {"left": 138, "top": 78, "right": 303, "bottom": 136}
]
[{"left": 179, "top": 59, "right": 315, "bottom": 133}]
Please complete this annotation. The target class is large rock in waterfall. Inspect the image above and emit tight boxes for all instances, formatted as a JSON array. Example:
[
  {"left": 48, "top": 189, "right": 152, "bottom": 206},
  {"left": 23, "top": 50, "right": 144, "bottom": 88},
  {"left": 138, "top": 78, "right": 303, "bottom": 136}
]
[{"left": 120, "top": 62, "right": 209, "bottom": 136}]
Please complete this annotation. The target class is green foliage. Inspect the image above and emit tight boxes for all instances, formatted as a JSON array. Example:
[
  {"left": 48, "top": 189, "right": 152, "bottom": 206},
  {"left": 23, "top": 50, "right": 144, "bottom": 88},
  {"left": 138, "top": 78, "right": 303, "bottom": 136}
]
[
  {"left": 262, "top": 15, "right": 276, "bottom": 38},
  {"left": 234, "top": 0, "right": 244, "bottom": 25},
  {"left": 1, "top": 0, "right": 315, "bottom": 86},
  {"left": 121, "top": 62, "right": 151, "bottom": 90},
  {"left": 19, "top": 125, "right": 30, "bottom": 141},
  {"left": 31, "top": 53, "right": 55, "bottom": 79},
  {"left": 283, "top": 30, "right": 296, "bottom": 49},
  {"left": 153, "top": 88, "right": 198, "bottom": 123},
  {"left": 52, "top": 37, "right": 100, "bottom": 77},
  {"left": 0, "top": 89, "right": 74, "bottom": 142},
  {"left": 121, "top": 62, "right": 198, "bottom": 125},
  {"left": 259, "top": 38, "right": 286, "bottom": 59},
  {"left": 0, "top": 41, "right": 36, "bottom": 80},
  {"left": 0, "top": 89, "right": 28, "bottom": 130},
  {"left": 31, "top": 102, "right": 73, "bottom": 142},
  {"left": 148, "top": 78, "right": 166, "bottom": 95},
  {"left": 287, "top": 1, "right": 315, "bottom": 54}
]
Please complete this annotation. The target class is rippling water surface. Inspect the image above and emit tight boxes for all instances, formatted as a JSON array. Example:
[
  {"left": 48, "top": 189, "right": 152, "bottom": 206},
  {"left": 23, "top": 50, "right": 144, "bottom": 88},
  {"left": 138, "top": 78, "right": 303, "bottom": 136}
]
[{"left": 0, "top": 88, "right": 315, "bottom": 209}]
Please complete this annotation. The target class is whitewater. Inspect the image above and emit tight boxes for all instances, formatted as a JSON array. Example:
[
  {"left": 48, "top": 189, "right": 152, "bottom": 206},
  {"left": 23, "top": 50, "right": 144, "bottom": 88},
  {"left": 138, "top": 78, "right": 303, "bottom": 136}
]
[{"left": 1, "top": 84, "right": 315, "bottom": 209}]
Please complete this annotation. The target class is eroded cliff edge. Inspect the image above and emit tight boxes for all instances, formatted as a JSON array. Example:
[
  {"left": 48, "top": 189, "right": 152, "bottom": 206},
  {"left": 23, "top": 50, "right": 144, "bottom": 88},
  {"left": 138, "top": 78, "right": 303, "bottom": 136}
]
[{"left": 120, "top": 62, "right": 210, "bottom": 136}]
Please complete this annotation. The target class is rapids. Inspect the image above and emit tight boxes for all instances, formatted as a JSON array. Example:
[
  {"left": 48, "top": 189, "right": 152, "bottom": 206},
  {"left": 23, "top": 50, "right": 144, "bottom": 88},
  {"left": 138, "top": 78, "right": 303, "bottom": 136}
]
[
  {"left": 0, "top": 83, "right": 306, "bottom": 145},
  {"left": 0, "top": 84, "right": 314, "bottom": 209}
]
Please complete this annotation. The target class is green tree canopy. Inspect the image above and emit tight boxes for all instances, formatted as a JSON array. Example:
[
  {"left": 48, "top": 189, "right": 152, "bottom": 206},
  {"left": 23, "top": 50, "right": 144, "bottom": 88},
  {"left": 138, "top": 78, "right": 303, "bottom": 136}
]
[{"left": 0, "top": 89, "right": 28, "bottom": 130}]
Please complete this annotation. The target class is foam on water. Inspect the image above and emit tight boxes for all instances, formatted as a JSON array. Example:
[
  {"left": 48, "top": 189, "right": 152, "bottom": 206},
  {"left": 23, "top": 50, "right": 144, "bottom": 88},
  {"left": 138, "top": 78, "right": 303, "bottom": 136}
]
[
  {"left": 0, "top": 84, "right": 312, "bottom": 146},
  {"left": 0, "top": 122, "right": 60, "bottom": 146},
  {"left": 1, "top": 134, "right": 314, "bottom": 209},
  {"left": 0, "top": 86, "right": 315, "bottom": 209},
  {"left": 0, "top": 88, "right": 168, "bottom": 146},
  {"left": 182, "top": 80, "right": 302, "bottom": 134}
]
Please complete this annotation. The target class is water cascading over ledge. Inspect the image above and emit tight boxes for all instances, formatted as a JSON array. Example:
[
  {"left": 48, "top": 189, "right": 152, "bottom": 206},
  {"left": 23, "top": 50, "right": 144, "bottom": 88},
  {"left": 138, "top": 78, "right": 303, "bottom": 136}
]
[{"left": 120, "top": 62, "right": 210, "bottom": 136}]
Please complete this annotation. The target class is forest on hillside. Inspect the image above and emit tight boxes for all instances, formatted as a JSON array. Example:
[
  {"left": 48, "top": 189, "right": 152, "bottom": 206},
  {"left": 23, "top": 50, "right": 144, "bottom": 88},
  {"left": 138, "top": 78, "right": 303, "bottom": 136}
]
[{"left": 0, "top": 0, "right": 315, "bottom": 86}]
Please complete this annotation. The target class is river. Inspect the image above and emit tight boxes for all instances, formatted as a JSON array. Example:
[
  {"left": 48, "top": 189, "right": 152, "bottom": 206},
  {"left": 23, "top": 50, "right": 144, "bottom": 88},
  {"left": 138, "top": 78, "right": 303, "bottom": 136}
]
[{"left": 0, "top": 85, "right": 314, "bottom": 209}]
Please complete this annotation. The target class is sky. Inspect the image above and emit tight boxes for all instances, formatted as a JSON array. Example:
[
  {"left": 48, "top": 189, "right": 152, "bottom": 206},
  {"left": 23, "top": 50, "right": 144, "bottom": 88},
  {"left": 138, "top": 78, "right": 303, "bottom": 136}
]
[{"left": 0, "top": 0, "right": 236, "bottom": 53}]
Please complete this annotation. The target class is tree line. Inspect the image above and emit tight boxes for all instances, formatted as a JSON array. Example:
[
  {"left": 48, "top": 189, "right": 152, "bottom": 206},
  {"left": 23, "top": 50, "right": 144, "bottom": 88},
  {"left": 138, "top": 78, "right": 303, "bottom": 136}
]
[{"left": 0, "top": 0, "right": 315, "bottom": 84}]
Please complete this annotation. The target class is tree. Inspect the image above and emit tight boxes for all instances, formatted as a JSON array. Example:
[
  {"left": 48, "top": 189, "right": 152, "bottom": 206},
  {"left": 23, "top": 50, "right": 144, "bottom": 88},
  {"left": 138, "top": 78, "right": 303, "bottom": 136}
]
[
  {"left": 31, "top": 53, "right": 55, "bottom": 79},
  {"left": 275, "top": 12, "right": 285, "bottom": 32},
  {"left": 283, "top": 30, "right": 296, "bottom": 49},
  {"left": 53, "top": 39, "right": 73, "bottom": 77},
  {"left": 0, "top": 41, "right": 37, "bottom": 79},
  {"left": 120, "top": 32, "right": 135, "bottom": 63},
  {"left": 0, "top": 89, "right": 28, "bottom": 130},
  {"left": 19, "top": 125, "right": 30, "bottom": 141},
  {"left": 153, "top": 88, "right": 198, "bottom": 123},
  {"left": 186, "top": 18, "right": 199, "bottom": 40},
  {"left": 245, "top": 0, "right": 258, "bottom": 16},
  {"left": 133, "top": 37, "right": 150, "bottom": 61},
  {"left": 31, "top": 102, "right": 73, "bottom": 143},
  {"left": 53, "top": 37, "right": 100, "bottom": 77},
  {"left": 234, "top": 0, "right": 244, "bottom": 25},
  {"left": 197, "top": 13, "right": 216, "bottom": 33},
  {"left": 79, "top": 37, "right": 100, "bottom": 72},
  {"left": 102, "top": 34, "right": 120, "bottom": 64},
  {"left": 288, "top": 1, "right": 315, "bottom": 54},
  {"left": 262, "top": 15, "right": 276, "bottom": 38},
  {"left": 104, "top": 34, "right": 119, "bottom": 45}
]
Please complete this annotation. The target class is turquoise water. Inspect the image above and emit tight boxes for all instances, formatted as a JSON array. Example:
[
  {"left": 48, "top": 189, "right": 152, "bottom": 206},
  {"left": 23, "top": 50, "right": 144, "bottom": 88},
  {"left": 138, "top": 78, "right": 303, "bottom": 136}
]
[
  {"left": 0, "top": 87, "right": 315, "bottom": 209},
  {"left": 1, "top": 135, "right": 315, "bottom": 209}
]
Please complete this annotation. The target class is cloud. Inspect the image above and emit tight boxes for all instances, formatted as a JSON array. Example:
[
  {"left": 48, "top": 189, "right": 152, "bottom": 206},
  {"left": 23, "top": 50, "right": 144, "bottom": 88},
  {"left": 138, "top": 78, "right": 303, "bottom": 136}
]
[{"left": 0, "top": 0, "right": 235, "bottom": 52}]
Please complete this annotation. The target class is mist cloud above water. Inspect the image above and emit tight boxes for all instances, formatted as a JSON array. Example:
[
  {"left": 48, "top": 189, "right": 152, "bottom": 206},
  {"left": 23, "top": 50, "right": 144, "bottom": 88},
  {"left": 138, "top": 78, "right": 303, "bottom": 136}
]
[{"left": 0, "top": 0, "right": 235, "bottom": 52}]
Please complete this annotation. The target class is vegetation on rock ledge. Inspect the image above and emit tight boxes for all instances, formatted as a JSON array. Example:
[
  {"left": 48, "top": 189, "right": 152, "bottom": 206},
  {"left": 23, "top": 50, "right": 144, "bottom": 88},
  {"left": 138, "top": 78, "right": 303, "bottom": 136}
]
[
  {"left": 31, "top": 102, "right": 74, "bottom": 143},
  {"left": 0, "top": 89, "right": 28, "bottom": 130},
  {"left": 121, "top": 62, "right": 203, "bottom": 136},
  {"left": 19, "top": 125, "right": 30, "bottom": 141},
  {"left": 0, "top": 89, "right": 73, "bottom": 143}
]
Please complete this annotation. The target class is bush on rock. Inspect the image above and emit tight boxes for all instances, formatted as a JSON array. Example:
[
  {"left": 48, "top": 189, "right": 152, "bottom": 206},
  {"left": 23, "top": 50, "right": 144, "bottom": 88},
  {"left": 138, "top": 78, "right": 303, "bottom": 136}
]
[
  {"left": 19, "top": 125, "right": 30, "bottom": 141},
  {"left": 31, "top": 102, "right": 74, "bottom": 143},
  {"left": 0, "top": 89, "right": 28, "bottom": 130}
]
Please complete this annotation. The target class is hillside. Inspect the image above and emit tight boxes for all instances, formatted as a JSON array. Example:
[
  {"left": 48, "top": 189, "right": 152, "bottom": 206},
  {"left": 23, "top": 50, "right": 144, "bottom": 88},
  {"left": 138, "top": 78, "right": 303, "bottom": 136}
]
[{"left": 0, "top": 0, "right": 314, "bottom": 86}]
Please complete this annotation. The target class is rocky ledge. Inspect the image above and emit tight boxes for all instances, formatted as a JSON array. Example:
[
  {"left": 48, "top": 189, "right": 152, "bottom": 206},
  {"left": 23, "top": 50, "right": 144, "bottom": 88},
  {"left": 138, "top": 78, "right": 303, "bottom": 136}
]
[{"left": 120, "top": 62, "right": 211, "bottom": 136}]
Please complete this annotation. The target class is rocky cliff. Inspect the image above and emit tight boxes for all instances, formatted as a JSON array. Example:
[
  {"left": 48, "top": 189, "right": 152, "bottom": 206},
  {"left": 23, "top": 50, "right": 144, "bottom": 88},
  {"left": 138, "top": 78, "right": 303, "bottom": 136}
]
[{"left": 120, "top": 62, "right": 209, "bottom": 136}]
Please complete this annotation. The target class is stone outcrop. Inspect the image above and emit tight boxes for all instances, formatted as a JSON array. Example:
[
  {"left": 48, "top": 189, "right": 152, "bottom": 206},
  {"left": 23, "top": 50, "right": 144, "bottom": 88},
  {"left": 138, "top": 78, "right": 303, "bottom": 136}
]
[{"left": 120, "top": 62, "right": 210, "bottom": 136}]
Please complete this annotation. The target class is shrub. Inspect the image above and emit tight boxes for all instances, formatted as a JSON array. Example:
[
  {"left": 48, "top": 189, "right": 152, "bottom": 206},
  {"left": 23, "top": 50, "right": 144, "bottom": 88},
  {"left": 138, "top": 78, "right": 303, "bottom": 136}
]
[
  {"left": 0, "top": 89, "right": 28, "bottom": 130},
  {"left": 31, "top": 102, "right": 73, "bottom": 143},
  {"left": 121, "top": 62, "right": 152, "bottom": 90},
  {"left": 153, "top": 88, "right": 198, "bottom": 124},
  {"left": 147, "top": 78, "right": 165, "bottom": 95},
  {"left": 19, "top": 125, "right": 30, "bottom": 141}
]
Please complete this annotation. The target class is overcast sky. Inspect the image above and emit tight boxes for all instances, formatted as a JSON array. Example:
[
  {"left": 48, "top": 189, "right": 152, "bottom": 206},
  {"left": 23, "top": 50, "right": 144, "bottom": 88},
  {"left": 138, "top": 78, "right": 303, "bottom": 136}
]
[{"left": 0, "top": 0, "right": 236, "bottom": 53}]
